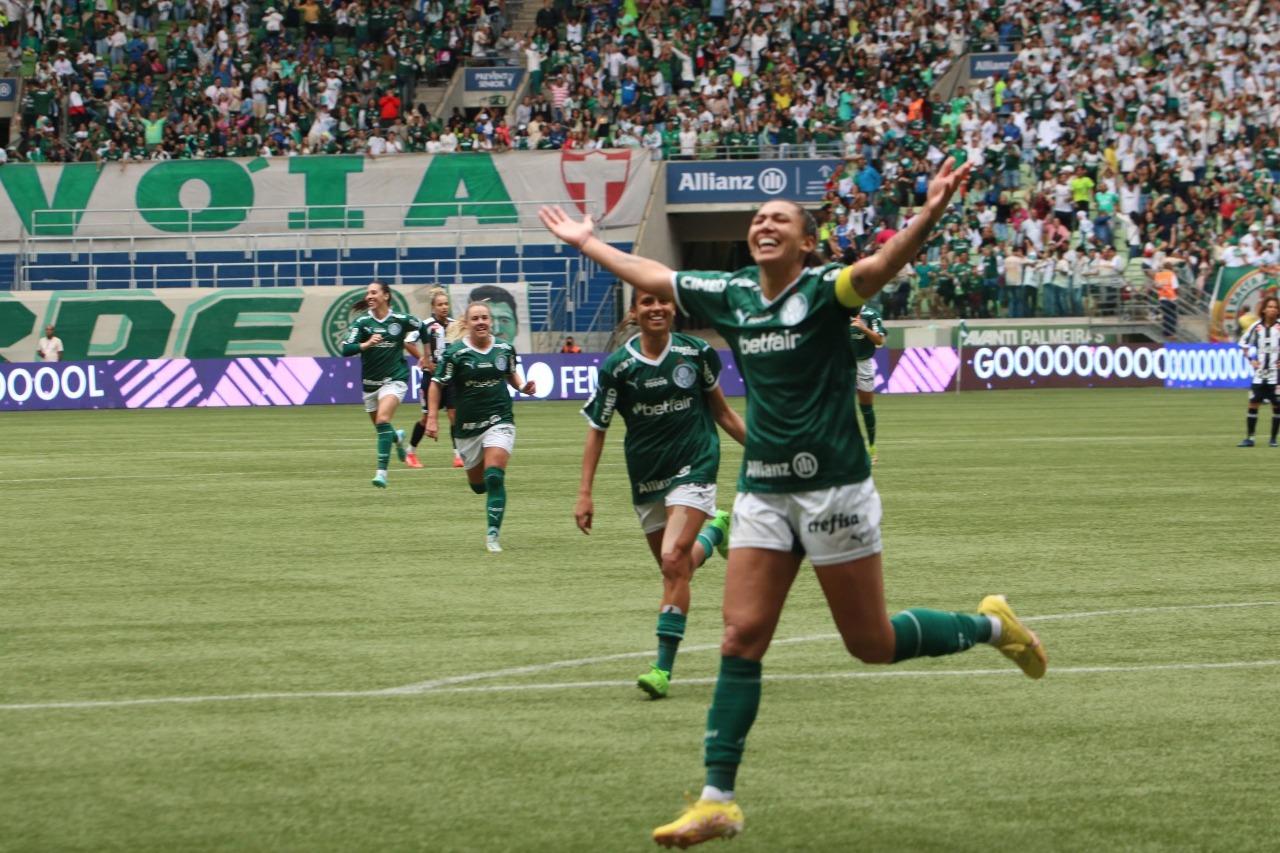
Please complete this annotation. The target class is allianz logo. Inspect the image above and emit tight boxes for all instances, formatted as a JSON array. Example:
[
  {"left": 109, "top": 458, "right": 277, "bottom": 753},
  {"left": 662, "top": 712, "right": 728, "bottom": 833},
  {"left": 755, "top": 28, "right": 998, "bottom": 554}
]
[
  {"left": 738, "top": 329, "right": 800, "bottom": 355},
  {"left": 676, "top": 167, "right": 788, "bottom": 194}
]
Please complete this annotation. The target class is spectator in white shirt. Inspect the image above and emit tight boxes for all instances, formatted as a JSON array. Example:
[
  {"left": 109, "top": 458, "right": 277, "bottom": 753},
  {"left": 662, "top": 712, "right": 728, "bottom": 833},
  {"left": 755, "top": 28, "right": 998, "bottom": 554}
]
[{"left": 38, "top": 325, "right": 64, "bottom": 362}]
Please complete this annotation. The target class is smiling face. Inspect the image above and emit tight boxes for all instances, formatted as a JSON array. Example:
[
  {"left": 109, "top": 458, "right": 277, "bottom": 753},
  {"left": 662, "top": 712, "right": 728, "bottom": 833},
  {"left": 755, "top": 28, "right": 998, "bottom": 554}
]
[
  {"left": 631, "top": 291, "right": 675, "bottom": 335},
  {"left": 1264, "top": 297, "right": 1279, "bottom": 325},
  {"left": 466, "top": 302, "right": 493, "bottom": 345},
  {"left": 748, "top": 201, "right": 816, "bottom": 268},
  {"left": 364, "top": 282, "right": 390, "bottom": 315}
]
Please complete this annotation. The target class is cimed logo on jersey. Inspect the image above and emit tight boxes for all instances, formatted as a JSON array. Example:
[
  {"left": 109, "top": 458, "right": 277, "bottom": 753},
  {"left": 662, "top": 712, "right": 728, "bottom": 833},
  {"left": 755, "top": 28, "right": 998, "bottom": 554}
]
[
  {"left": 672, "top": 363, "right": 697, "bottom": 389},
  {"left": 779, "top": 292, "right": 809, "bottom": 326}
]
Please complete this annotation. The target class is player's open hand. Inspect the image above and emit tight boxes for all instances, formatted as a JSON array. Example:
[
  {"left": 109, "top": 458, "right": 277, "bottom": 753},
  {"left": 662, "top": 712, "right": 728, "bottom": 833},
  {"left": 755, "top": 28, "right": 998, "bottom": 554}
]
[
  {"left": 538, "top": 205, "right": 595, "bottom": 250},
  {"left": 573, "top": 495, "right": 594, "bottom": 534},
  {"left": 925, "top": 157, "right": 972, "bottom": 216}
]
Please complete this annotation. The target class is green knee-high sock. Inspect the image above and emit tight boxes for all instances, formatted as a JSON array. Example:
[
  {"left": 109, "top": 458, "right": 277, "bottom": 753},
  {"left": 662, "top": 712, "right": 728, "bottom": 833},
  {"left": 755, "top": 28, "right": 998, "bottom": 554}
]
[
  {"left": 859, "top": 403, "right": 877, "bottom": 446},
  {"left": 890, "top": 608, "right": 992, "bottom": 662},
  {"left": 375, "top": 422, "right": 396, "bottom": 468},
  {"left": 483, "top": 466, "right": 506, "bottom": 533},
  {"left": 704, "top": 656, "right": 762, "bottom": 793},
  {"left": 694, "top": 524, "right": 725, "bottom": 568},
  {"left": 655, "top": 609, "right": 686, "bottom": 675}
]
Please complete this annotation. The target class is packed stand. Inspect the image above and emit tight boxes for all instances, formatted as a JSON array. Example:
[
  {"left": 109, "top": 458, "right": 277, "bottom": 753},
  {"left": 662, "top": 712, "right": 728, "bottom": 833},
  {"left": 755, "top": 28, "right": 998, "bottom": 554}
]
[{"left": 4, "top": 0, "right": 511, "bottom": 162}]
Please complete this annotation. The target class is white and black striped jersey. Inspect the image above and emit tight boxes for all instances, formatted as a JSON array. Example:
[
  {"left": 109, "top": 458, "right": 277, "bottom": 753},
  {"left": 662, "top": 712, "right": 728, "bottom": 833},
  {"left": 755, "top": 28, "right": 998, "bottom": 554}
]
[{"left": 1240, "top": 320, "right": 1280, "bottom": 384}]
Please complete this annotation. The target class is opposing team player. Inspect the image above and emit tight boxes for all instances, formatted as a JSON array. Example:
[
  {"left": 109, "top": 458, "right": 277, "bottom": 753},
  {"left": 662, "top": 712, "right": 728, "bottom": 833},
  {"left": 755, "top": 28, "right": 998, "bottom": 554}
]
[
  {"left": 577, "top": 289, "right": 747, "bottom": 700},
  {"left": 848, "top": 305, "right": 886, "bottom": 462},
  {"left": 341, "top": 281, "right": 422, "bottom": 488},
  {"left": 407, "top": 288, "right": 463, "bottom": 468},
  {"left": 1238, "top": 295, "right": 1280, "bottom": 448},
  {"left": 540, "top": 157, "right": 1047, "bottom": 849},
  {"left": 425, "top": 301, "right": 535, "bottom": 552}
]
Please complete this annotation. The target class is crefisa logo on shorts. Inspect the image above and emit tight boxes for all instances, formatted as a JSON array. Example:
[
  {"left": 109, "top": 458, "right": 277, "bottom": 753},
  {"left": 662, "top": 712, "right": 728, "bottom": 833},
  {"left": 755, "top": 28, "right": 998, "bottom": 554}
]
[{"left": 792, "top": 452, "right": 819, "bottom": 478}]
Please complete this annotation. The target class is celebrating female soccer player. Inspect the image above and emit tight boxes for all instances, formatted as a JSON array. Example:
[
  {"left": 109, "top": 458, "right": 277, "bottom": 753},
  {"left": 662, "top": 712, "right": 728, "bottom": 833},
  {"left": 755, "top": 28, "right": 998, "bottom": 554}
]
[
  {"left": 577, "top": 290, "right": 747, "bottom": 700},
  {"left": 407, "top": 287, "right": 463, "bottom": 469},
  {"left": 425, "top": 301, "right": 535, "bottom": 553},
  {"left": 848, "top": 305, "right": 886, "bottom": 463},
  {"left": 341, "top": 281, "right": 422, "bottom": 489},
  {"left": 540, "top": 158, "right": 1048, "bottom": 849}
]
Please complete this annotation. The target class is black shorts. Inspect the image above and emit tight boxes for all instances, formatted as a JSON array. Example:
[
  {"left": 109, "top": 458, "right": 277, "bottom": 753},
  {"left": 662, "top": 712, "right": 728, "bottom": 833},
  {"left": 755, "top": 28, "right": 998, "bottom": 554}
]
[
  {"left": 421, "top": 379, "right": 456, "bottom": 412},
  {"left": 1249, "top": 382, "right": 1278, "bottom": 405}
]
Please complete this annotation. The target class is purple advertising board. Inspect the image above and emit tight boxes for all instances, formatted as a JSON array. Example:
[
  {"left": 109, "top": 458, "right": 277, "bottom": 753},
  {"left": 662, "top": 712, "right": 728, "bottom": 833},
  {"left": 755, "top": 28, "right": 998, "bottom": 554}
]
[{"left": 0, "top": 344, "right": 1245, "bottom": 411}]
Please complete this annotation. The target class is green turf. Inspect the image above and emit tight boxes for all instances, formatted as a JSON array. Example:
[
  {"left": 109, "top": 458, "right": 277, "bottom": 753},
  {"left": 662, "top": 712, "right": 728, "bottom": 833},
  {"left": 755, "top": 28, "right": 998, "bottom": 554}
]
[{"left": 2, "top": 389, "right": 1277, "bottom": 852}]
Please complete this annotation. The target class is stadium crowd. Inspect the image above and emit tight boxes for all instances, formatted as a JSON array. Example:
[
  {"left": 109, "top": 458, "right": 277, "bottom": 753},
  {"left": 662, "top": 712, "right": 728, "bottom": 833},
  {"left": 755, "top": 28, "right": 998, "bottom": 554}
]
[{"left": 2, "top": 0, "right": 1277, "bottom": 321}]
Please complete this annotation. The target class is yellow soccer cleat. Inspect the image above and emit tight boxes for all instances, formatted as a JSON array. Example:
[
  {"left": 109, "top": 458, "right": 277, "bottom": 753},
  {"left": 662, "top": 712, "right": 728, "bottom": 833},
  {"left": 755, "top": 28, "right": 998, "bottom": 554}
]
[
  {"left": 978, "top": 594, "right": 1047, "bottom": 680},
  {"left": 652, "top": 798, "right": 744, "bottom": 849}
]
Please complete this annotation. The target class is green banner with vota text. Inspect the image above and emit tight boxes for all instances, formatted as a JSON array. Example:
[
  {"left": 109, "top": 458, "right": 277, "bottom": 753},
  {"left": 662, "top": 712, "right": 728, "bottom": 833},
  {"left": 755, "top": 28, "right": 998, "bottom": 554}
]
[
  {"left": 0, "top": 284, "right": 532, "bottom": 363},
  {"left": 0, "top": 151, "right": 656, "bottom": 241}
]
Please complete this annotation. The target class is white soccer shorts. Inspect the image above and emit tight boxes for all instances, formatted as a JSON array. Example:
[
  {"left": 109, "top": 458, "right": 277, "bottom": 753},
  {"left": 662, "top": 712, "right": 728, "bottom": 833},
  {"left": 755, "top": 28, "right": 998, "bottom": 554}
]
[
  {"left": 363, "top": 380, "right": 408, "bottom": 413},
  {"left": 456, "top": 422, "right": 516, "bottom": 470},
  {"left": 731, "top": 478, "right": 883, "bottom": 566},
  {"left": 633, "top": 482, "right": 718, "bottom": 534},
  {"left": 856, "top": 359, "right": 877, "bottom": 393}
]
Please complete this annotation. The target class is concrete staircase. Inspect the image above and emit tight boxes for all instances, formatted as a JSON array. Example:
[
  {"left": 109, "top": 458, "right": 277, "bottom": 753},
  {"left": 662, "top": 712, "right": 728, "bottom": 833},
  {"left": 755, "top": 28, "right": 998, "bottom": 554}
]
[{"left": 412, "top": 79, "right": 451, "bottom": 118}]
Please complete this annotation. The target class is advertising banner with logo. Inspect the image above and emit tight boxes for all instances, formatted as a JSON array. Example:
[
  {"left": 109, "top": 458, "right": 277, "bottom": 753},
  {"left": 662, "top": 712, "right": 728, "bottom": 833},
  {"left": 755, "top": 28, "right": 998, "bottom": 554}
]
[
  {"left": 0, "top": 151, "right": 656, "bottom": 241},
  {"left": 956, "top": 324, "right": 1115, "bottom": 347},
  {"left": 463, "top": 68, "right": 525, "bottom": 91},
  {"left": 0, "top": 284, "right": 533, "bottom": 363},
  {"left": 968, "top": 53, "right": 1017, "bottom": 78},
  {"left": 1162, "top": 343, "right": 1251, "bottom": 389},
  {"left": 1208, "top": 264, "right": 1280, "bottom": 342},
  {"left": 961, "top": 343, "right": 1167, "bottom": 390},
  {"left": 0, "top": 78, "right": 17, "bottom": 102},
  {"left": 666, "top": 160, "right": 841, "bottom": 204}
]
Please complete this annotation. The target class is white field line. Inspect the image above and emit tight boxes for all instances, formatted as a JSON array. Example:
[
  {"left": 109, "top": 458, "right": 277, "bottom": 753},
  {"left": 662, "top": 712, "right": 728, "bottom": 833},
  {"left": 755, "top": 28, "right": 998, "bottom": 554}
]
[
  {"left": 2, "top": 601, "right": 1277, "bottom": 713},
  {"left": 0, "top": 462, "right": 626, "bottom": 484}
]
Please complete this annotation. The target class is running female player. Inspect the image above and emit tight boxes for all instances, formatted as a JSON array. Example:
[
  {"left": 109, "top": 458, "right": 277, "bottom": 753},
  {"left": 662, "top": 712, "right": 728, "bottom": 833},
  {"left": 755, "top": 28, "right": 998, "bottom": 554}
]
[
  {"left": 425, "top": 301, "right": 535, "bottom": 552},
  {"left": 407, "top": 287, "right": 463, "bottom": 468},
  {"left": 848, "top": 304, "right": 885, "bottom": 462},
  {"left": 341, "top": 281, "right": 422, "bottom": 488},
  {"left": 540, "top": 158, "right": 1047, "bottom": 848},
  {"left": 1238, "top": 295, "right": 1280, "bottom": 447},
  {"left": 577, "top": 289, "right": 747, "bottom": 700}
]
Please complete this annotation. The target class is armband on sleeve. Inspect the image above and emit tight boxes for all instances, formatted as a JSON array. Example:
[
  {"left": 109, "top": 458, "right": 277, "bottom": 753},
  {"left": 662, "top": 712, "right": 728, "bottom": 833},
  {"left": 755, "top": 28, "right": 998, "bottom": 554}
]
[{"left": 834, "top": 266, "right": 866, "bottom": 309}]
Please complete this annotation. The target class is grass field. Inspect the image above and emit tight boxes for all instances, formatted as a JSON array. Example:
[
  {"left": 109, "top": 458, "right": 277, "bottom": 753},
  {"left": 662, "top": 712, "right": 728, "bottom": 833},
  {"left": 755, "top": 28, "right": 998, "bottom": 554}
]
[{"left": 2, "top": 388, "right": 1278, "bottom": 852}]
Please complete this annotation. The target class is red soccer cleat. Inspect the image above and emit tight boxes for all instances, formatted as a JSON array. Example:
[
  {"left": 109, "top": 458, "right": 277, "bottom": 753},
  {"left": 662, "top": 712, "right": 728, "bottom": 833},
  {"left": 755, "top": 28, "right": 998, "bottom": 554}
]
[
  {"left": 405, "top": 451, "right": 424, "bottom": 469},
  {"left": 452, "top": 455, "right": 464, "bottom": 468}
]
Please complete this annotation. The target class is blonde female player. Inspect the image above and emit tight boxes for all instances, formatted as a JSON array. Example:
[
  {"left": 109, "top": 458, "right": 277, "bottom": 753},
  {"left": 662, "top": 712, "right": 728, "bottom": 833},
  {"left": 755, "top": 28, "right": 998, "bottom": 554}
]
[
  {"left": 340, "top": 281, "right": 422, "bottom": 488},
  {"left": 425, "top": 301, "right": 535, "bottom": 552},
  {"left": 577, "top": 289, "right": 747, "bottom": 700},
  {"left": 406, "top": 287, "right": 464, "bottom": 468},
  {"left": 540, "top": 158, "right": 1048, "bottom": 848}
]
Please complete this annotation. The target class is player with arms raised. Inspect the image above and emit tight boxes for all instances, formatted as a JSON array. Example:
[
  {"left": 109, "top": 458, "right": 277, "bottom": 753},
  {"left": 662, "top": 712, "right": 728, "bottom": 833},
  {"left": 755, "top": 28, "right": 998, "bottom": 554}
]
[
  {"left": 540, "top": 158, "right": 1047, "bottom": 848},
  {"left": 1238, "top": 295, "right": 1280, "bottom": 447},
  {"left": 578, "top": 289, "right": 747, "bottom": 700},
  {"left": 426, "top": 301, "right": 535, "bottom": 552}
]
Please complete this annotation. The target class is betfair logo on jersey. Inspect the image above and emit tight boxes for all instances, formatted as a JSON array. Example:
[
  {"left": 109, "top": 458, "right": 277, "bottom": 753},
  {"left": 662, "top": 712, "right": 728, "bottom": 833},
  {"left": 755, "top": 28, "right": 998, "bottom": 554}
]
[
  {"left": 738, "top": 330, "right": 801, "bottom": 355},
  {"left": 465, "top": 377, "right": 503, "bottom": 388},
  {"left": 632, "top": 396, "right": 693, "bottom": 417},
  {"left": 680, "top": 275, "right": 728, "bottom": 293}
]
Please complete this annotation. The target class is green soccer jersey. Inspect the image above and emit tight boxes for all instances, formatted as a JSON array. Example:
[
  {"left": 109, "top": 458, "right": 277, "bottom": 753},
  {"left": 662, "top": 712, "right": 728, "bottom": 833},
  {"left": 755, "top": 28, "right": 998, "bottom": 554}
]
[
  {"left": 581, "top": 333, "right": 723, "bottom": 505},
  {"left": 674, "top": 264, "right": 869, "bottom": 493},
  {"left": 432, "top": 338, "right": 518, "bottom": 437},
  {"left": 341, "top": 310, "right": 423, "bottom": 389},
  {"left": 847, "top": 305, "right": 885, "bottom": 362}
]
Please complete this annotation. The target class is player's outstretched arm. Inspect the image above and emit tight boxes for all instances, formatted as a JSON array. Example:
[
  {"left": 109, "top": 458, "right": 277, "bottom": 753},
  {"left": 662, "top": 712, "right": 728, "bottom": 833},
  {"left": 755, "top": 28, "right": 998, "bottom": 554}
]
[
  {"left": 425, "top": 381, "right": 442, "bottom": 440},
  {"left": 837, "top": 158, "right": 971, "bottom": 306},
  {"left": 538, "top": 205, "right": 676, "bottom": 300},
  {"left": 706, "top": 386, "right": 746, "bottom": 446},
  {"left": 574, "top": 426, "right": 607, "bottom": 534}
]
